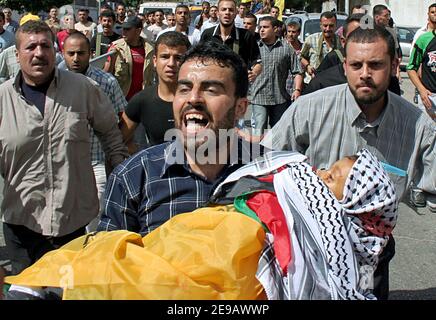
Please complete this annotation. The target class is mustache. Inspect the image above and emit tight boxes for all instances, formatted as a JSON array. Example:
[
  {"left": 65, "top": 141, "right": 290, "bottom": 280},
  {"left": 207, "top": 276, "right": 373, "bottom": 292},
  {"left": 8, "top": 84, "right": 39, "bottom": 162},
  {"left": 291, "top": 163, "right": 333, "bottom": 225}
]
[
  {"left": 31, "top": 59, "right": 48, "bottom": 66},
  {"left": 356, "top": 80, "right": 376, "bottom": 88},
  {"left": 181, "top": 104, "right": 212, "bottom": 119}
]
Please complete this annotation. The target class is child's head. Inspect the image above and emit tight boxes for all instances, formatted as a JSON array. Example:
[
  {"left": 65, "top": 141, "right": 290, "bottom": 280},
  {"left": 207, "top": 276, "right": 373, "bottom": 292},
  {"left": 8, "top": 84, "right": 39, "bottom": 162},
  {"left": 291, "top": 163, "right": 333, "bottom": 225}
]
[
  {"left": 316, "top": 155, "right": 358, "bottom": 200},
  {"left": 317, "top": 149, "right": 397, "bottom": 227}
]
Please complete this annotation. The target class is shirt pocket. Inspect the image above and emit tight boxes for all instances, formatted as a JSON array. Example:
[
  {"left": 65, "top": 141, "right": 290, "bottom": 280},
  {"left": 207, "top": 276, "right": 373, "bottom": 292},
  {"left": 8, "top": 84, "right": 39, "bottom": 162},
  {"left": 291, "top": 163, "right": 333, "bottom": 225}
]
[
  {"left": 65, "top": 112, "right": 89, "bottom": 143},
  {"left": 114, "top": 59, "right": 129, "bottom": 79}
]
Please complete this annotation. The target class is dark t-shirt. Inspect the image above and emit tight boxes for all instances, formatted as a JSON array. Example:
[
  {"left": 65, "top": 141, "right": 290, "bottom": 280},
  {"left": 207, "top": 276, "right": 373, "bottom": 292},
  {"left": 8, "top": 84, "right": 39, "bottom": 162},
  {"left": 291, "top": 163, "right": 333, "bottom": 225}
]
[
  {"left": 90, "top": 33, "right": 121, "bottom": 55},
  {"left": 201, "top": 25, "right": 261, "bottom": 68},
  {"left": 125, "top": 85, "right": 175, "bottom": 146},
  {"left": 21, "top": 78, "right": 52, "bottom": 117}
]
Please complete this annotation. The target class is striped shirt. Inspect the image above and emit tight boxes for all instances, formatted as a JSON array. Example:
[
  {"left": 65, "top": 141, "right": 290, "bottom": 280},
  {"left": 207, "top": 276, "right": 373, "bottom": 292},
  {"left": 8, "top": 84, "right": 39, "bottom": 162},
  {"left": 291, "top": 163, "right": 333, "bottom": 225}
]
[
  {"left": 0, "top": 45, "right": 19, "bottom": 84},
  {"left": 98, "top": 139, "right": 261, "bottom": 235},
  {"left": 249, "top": 38, "right": 302, "bottom": 105},
  {"left": 300, "top": 32, "right": 342, "bottom": 70},
  {"left": 85, "top": 65, "right": 127, "bottom": 164},
  {"left": 261, "top": 83, "right": 436, "bottom": 197}
]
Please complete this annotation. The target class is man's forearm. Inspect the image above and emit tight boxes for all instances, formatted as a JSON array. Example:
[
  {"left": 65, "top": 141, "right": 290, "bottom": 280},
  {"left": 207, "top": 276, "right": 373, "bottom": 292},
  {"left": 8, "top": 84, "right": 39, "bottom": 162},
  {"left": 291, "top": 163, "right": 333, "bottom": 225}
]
[{"left": 407, "top": 69, "right": 428, "bottom": 92}]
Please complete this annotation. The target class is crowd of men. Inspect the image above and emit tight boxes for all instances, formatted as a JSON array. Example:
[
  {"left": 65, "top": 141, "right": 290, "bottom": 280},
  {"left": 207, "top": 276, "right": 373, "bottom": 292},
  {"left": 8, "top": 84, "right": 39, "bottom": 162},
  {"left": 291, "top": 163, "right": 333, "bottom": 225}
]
[{"left": 0, "top": 0, "right": 435, "bottom": 301}]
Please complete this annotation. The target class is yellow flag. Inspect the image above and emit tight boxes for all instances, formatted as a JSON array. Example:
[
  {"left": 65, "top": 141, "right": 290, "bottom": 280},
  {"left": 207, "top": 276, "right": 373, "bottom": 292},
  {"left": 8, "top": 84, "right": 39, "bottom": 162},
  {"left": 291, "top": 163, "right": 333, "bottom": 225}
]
[{"left": 276, "top": 0, "right": 285, "bottom": 21}]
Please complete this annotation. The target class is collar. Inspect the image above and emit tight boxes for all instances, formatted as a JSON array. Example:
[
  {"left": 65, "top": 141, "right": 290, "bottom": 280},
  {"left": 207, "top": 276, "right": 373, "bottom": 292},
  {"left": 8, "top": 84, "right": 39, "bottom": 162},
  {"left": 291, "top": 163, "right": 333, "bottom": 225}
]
[
  {"left": 259, "top": 38, "right": 282, "bottom": 48},
  {"left": 212, "top": 24, "right": 238, "bottom": 41},
  {"left": 160, "top": 135, "right": 256, "bottom": 179},
  {"left": 14, "top": 67, "right": 59, "bottom": 95},
  {"left": 346, "top": 85, "right": 390, "bottom": 137}
]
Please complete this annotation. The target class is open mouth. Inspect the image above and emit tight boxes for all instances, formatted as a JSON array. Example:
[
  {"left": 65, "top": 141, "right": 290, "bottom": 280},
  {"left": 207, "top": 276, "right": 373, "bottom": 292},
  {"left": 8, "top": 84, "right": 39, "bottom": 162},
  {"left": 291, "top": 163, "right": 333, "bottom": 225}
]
[{"left": 183, "top": 112, "right": 210, "bottom": 134}]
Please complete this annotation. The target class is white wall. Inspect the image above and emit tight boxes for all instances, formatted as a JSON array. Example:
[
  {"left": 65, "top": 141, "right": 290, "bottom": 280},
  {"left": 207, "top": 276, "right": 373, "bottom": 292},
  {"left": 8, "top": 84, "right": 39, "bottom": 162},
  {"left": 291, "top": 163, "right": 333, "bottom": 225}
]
[{"left": 370, "top": 0, "right": 433, "bottom": 27}]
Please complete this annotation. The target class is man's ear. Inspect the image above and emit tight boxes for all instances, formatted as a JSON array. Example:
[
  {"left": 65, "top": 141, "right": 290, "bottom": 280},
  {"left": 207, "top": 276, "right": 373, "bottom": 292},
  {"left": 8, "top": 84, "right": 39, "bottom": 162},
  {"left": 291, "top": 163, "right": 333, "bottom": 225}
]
[
  {"left": 15, "top": 47, "right": 19, "bottom": 64},
  {"left": 153, "top": 54, "right": 157, "bottom": 68},
  {"left": 343, "top": 58, "right": 347, "bottom": 77},
  {"left": 391, "top": 57, "right": 399, "bottom": 77},
  {"left": 235, "top": 97, "right": 248, "bottom": 121}
]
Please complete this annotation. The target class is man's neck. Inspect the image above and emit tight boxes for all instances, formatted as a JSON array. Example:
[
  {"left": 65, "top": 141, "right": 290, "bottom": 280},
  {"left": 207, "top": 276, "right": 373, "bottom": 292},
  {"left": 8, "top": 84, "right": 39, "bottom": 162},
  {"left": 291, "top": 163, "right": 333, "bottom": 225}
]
[
  {"left": 220, "top": 24, "right": 233, "bottom": 39},
  {"left": 103, "top": 30, "right": 114, "bottom": 36},
  {"left": 428, "top": 21, "right": 436, "bottom": 31},
  {"left": 128, "top": 37, "right": 142, "bottom": 47},
  {"left": 186, "top": 150, "right": 227, "bottom": 181},
  {"left": 175, "top": 24, "right": 188, "bottom": 33},
  {"left": 263, "top": 37, "right": 277, "bottom": 45},
  {"left": 288, "top": 38, "right": 301, "bottom": 49},
  {"left": 359, "top": 94, "right": 387, "bottom": 123},
  {"left": 157, "top": 81, "right": 176, "bottom": 101},
  {"left": 22, "top": 70, "right": 54, "bottom": 87},
  {"left": 323, "top": 34, "right": 334, "bottom": 47}
]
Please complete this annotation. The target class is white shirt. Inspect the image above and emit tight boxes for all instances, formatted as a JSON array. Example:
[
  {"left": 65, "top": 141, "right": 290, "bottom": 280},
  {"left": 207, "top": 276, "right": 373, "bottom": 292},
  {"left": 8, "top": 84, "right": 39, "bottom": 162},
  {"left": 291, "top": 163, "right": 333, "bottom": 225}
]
[
  {"left": 201, "top": 18, "right": 219, "bottom": 34},
  {"left": 157, "top": 25, "right": 201, "bottom": 46}
]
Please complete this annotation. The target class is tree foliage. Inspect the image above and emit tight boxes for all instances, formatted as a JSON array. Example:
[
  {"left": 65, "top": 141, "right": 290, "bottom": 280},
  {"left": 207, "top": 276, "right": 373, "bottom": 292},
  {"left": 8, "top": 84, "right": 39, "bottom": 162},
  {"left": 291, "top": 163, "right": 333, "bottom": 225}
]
[{"left": 0, "top": 0, "right": 72, "bottom": 14}]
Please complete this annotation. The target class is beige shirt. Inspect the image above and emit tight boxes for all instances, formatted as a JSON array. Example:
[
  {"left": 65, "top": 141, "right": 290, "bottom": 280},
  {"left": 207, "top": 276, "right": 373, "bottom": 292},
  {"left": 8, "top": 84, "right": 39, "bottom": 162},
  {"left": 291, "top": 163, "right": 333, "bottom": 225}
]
[
  {"left": 75, "top": 21, "right": 97, "bottom": 40},
  {"left": 0, "top": 69, "right": 129, "bottom": 236}
]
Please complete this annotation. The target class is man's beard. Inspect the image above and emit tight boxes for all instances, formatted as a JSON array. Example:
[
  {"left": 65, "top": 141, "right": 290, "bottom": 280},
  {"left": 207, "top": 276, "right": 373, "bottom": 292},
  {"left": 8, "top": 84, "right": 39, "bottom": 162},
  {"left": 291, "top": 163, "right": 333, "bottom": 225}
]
[
  {"left": 177, "top": 103, "right": 237, "bottom": 158},
  {"left": 349, "top": 80, "right": 387, "bottom": 106}
]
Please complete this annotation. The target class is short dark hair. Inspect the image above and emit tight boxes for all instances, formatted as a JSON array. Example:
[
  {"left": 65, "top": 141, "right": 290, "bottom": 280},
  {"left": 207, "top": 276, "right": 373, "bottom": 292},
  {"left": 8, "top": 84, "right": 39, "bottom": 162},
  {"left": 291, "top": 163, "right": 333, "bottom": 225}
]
[
  {"left": 155, "top": 31, "right": 191, "bottom": 53},
  {"left": 181, "top": 41, "right": 248, "bottom": 98},
  {"left": 259, "top": 16, "right": 280, "bottom": 28},
  {"left": 271, "top": 6, "right": 280, "bottom": 11},
  {"left": 176, "top": 4, "right": 189, "bottom": 12},
  {"left": 64, "top": 31, "right": 90, "bottom": 52},
  {"left": 78, "top": 8, "right": 89, "bottom": 14},
  {"left": 0, "top": 12, "right": 4, "bottom": 20},
  {"left": 100, "top": 10, "right": 116, "bottom": 21},
  {"left": 101, "top": 4, "right": 113, "bottom": 12},
  {"left": 16, "top": 20, "right": 55, "bottom": 49},
  {"left": 343, "top": 13, "right": 364, "bottom": 37},
  {"left": 154, "top": 9, "right": 164, "bottom": 15},
  {"left": 244, "top": 12, "right": 257, "bottom": 23},
  {"left": 320, "top": 11, "right": 337, "bottom": 20},
  {"left": 345, "top": 26, "right": 395, "bottom": 61},
  {"left": 429, "top": 3, "right": 436, "bottom": 10},
  {"left": 373, "top": 4, "right": 388, "bottom": 17}
]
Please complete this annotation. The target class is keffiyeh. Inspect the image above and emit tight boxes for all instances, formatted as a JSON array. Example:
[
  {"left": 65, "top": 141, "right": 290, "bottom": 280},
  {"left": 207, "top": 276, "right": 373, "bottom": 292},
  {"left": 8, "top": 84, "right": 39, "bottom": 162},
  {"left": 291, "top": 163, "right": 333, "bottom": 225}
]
[{"left": 340, "top": 148, "right": 398, "bottom": 268}]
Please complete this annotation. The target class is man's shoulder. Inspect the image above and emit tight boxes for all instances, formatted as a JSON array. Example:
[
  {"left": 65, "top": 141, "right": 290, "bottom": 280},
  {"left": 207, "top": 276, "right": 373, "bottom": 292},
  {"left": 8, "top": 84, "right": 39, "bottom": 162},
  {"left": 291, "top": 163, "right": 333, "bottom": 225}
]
[
  {"left": 415, "top": 31, "right": 436, "bottom": 49},
  {"left": 0, "top": 29, "right": 14, "bottom": 39},
  {"left": 87, "top": 66, "right": 118, "bottom": 84},
  {"left": 0, "top": 76, "right": 15, "bottom": 93},
  {"left": 388, "top": 91, "right": 427, "bottom": 118},
  {"left": 305, "top": 32, "right": 322, "bottom": 42},
  {"left": 113, "top": 142, "right": 173, "bottom": 177},
  {"left": 201, "top": 26, "right": 215, "bottom": 37},
  {"left": 129, "top": 85, "right": 157, "bottom": 103},
  {"left": 300, "top": 83, "right": 348, "bottom": 102},
  {"left": 58, "top": 68, "right": 100, "bottom": 89},
  {"left": 111, "top": 37, "right": 127, "bottom": 48}
]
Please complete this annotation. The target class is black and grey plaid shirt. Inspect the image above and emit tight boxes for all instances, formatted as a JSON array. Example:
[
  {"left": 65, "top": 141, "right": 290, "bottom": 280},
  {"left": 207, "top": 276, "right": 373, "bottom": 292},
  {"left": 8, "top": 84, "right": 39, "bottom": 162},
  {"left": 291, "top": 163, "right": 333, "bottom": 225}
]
[
  {"left": 249, "top": 39, "right": 302, "bottom": 105},
  {"left": 98, "top": 139, "right": 262, "bottom": 235}
]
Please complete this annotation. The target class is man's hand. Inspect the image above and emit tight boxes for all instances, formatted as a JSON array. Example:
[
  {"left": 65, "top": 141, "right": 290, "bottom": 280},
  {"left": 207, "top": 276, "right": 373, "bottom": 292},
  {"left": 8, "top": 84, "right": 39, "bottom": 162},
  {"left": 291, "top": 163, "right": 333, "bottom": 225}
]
[
  {"left": 306, "top": 65, "right": 316, "bottom": 77},
  {"left": 248, "top": 63, "right": 262, "bottom": 83},
  {"left": 419, "top": 88, "right": 433, "bottom": 109},
  {"left": 291, "top": 89, "right": 301, "bottom": 101}
]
